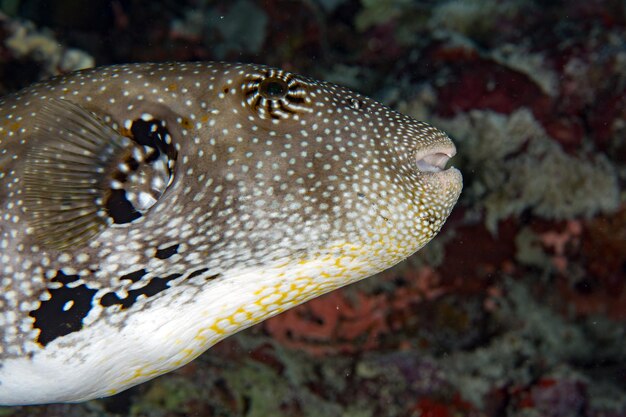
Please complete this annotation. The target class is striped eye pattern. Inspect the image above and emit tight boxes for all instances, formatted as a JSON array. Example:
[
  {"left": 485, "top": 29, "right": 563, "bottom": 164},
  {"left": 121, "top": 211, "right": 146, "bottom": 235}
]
[{"left": 242, "top": 68, "right": 313, "bottom": 120}]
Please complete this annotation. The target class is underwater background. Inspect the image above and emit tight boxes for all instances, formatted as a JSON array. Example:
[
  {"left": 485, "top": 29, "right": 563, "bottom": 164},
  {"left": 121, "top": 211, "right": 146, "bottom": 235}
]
[{"left": 0, "top": 0, "right": 624, "bottom": 416}]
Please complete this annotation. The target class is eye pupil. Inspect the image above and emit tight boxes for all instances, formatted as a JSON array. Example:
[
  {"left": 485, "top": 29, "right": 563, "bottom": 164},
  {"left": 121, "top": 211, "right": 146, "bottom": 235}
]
[{"left": 259, "top": 78, "right": 288, "bottom": 99}]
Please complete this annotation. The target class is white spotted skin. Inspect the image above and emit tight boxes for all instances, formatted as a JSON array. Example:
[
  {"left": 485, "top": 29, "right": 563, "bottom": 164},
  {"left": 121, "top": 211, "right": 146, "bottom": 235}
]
[{"left": 0, "top": 62, "right": 462, "bottom": 404}]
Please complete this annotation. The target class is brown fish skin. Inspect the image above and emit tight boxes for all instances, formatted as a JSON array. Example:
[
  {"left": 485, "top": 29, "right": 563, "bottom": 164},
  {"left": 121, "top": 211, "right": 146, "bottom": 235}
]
[{"left": 0, "top": 62, "right": 462, "bottom": 404}]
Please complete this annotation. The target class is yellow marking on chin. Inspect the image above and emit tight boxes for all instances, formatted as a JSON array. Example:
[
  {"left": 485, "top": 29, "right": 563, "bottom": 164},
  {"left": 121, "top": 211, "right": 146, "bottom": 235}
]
[
  {"left": 137, "top": 240, "right": 406, "bottom": 384},
  {"left": 111, "top": 366, "right": 170, "bottom": 395},
  {"left": 209, "top": 323, "right": 226, "bottom": 336}
]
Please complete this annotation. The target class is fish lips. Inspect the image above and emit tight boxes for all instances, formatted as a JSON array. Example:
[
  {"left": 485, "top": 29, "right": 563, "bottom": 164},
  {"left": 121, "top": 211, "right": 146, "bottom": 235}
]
[{"left": 414, "top": 143, "right": 463, "bottom": 195}]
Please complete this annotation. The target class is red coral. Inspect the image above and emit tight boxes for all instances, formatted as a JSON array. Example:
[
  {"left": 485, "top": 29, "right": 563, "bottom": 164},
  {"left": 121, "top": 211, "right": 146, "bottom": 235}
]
[
  {"left": 360, "top": 21, "right": 405, "bottom": 64},
  {"left": 531, "top": 208, "right": 626, "bottom": 320},
  {"left": 410, "top": 394, "right": 475, "bottom": 417},
  {"left": 264, "top": 267, "right": 448, "bottom": 355},
  {"left": 583, "top": 207, "right": 626, "bottom": 294},
  {"left": 264, "top": 289, "right": 387, "bottom": 356},
  {"left": 587, "top": 90, "right": 626, "bottom": 149},
  {"left": 412, "top": 398, "right": 451, "bottom": 417},
  {"left": 541, "top": 117, "right": 584, "bottom": 151},
  {"left": 439, "top": 218, "right": 519, "bottom": 292},
  {"left": 538, "top": 220, "right": 583, "bottom": 273},
  {"left": 434, "top": 56, "right": 548, "bottom": 117},
  {"left": 569, "top": 205, "right": 626, "bottom": 320}
]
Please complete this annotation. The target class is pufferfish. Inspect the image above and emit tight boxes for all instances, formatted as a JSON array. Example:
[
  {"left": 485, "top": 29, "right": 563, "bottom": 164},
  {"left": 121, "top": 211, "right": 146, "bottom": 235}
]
[{"left": 0, "top": 62, "right": 462, "bottom": 405}]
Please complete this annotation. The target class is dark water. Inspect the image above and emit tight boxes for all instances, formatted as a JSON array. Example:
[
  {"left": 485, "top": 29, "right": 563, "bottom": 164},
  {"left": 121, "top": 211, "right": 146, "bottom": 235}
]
[{"left": 0, "top": 0, "right": 624, "bottom": 416}]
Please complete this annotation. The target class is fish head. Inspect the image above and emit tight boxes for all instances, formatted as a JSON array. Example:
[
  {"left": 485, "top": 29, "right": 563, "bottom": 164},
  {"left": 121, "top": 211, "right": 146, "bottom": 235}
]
[
  {"left": 178, "top": 64, "right": 463, "bottom": 270},
  {"left": 0, "top": 62, "right": 463, "bottom": 405}
]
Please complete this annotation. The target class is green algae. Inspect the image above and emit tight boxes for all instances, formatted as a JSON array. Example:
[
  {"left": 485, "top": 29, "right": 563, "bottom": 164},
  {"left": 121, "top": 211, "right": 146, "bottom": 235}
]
[
  {"left": 355, "top": 0, "right": 414, "bottom": 32},
  {"left": 514, "top": 227, "right": 554, "bottom": 272},
  {"left": 129, "top": 376, "right": 203, "bottom": 417},
  {"left": 439, "top": 278, "right": 625, "bottom": 409}
]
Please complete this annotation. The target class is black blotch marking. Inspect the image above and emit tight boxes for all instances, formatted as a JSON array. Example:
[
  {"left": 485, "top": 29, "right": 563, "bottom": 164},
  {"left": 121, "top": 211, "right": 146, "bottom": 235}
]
[
  {"left": 30, "top": 272, "right": 97, "bottom": 346},
  {"left": 100, "top": 273, "right": 182, "bottom": 309},
  {"left": 188, "top": 268, "right": 208, "bottom": 279},
  {"left": 104, "top": 118, "right": 177, "bottom": 225},
  {"left": 155, "top": 244, "right": 179, "bottom": 260},
  {"left": 105, "top": 189, "right": 142, "bottom": 224},
  {"left": 120, "top": 268, "right": 147, "bottom": 283},
  {"left": 129, "top": 119, "right": 177, "bottom": 161},
  {"left": 52, "top": 270, "right": 80, "bottom": 284},
  {"left": 187, "top": 268, "right": 219, "bottom": 280},
  {"left": 130, "top": 119, "right": 163, "bottom": 149}
]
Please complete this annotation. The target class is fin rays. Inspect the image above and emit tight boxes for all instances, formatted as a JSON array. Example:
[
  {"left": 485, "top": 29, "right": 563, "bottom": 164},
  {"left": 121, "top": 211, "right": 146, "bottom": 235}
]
[
  {"left": 23, "top": 99, "right": 129, "bottom": 249},
  {"left": 23, "top": 99, "right": 176, "bottom": 250}
]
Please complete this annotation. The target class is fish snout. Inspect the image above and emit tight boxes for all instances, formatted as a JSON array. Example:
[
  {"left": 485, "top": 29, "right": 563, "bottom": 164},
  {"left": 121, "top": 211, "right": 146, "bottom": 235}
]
[{"left": 411, "top": 135, "right": 463, "bottom": 205}]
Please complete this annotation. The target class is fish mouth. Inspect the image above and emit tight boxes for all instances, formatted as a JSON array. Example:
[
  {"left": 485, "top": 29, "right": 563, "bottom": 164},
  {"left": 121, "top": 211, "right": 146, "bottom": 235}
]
[
  {"left": 414, "top": 142, "right": 463, "bottom": 197},
  {"left": 414, "top": 143, "right": 457, "bottom": 173}
]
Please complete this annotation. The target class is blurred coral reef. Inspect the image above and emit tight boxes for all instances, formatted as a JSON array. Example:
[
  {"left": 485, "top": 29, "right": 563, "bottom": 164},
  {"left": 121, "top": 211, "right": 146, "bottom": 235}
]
[{"left": 0, "top": 0, "right": 624, "bottom": 416}]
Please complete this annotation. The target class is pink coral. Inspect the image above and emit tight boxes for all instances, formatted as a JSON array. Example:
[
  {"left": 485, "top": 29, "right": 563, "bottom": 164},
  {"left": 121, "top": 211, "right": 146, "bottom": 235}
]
[
  {"left": 538, "top": 220, "right": 583, "bottom": 273},
  {"left": 264, "top": 267, "right": 448, "bottom": 355}
]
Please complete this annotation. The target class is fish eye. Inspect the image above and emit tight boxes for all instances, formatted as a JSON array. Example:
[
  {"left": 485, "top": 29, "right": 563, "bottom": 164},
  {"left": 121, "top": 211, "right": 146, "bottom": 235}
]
[
  {"left": 243, "top": 69, "right": 313, "bottom": 120},
  {"left": 259, "top": 78, "right": 288, "bottom": 99}
]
